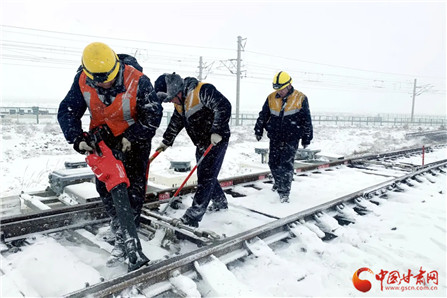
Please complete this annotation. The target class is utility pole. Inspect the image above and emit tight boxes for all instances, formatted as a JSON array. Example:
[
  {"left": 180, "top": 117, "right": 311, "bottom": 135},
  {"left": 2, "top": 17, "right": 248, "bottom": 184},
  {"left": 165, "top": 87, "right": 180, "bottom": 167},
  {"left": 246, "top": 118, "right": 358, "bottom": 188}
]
[
  {"left": 219, "top": 36, "right": 246, "bottom": 125},
  {"left": 410, "top": 79, "right": 434, "bottom": 122},
  {"left": 411, "top": 78, "right": 417, "bottom": 122},
  {"left": 236, "top": 36, "right": 242, "bottom": 126},
  {"left": 235, "top": 36, "right": 246, "bottom": 126},
  {"left": 197, "top": 56, "right": 214, "bottom": 81},
  {"left": 198, "top": 56, "right": 203, "bottom": 81}
]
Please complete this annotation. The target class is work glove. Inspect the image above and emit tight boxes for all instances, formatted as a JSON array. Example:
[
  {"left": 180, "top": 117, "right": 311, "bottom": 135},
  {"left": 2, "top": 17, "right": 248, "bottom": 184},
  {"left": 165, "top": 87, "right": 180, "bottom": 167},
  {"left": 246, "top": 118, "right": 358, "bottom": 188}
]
[
  {"left": 156, "top": 142, "right": 169, "bottom": 152},
  {"left": 210, "top": 133, "right": 222, "bottom": 145},
  {"left": 255, "top": 135, "right": 262, "bottom": 141},
  {"left": 156, "top": 92, "right": 168, "bottom": 102},
  {"left": 80, "top": 141, "right": 94, "bottom": 152},
  {"left": 121, "top": 137, "right": 131, "bottom": 153},
  {"left": 73, "top": 132, "right": 94, "bottom": 154}
]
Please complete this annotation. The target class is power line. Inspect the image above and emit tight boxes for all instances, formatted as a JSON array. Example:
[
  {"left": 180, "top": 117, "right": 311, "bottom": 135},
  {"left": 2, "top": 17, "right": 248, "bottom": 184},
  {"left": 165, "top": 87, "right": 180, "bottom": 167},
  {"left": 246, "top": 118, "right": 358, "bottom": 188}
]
[
  {"left": 245, "top": 50, "right": 445, "bottom": 80},
  {"left": 2, "top": 26, "right": 444, "bottom": 96},
  {"left": 1, "top": 25, "right": 235, "bottom": 53}
]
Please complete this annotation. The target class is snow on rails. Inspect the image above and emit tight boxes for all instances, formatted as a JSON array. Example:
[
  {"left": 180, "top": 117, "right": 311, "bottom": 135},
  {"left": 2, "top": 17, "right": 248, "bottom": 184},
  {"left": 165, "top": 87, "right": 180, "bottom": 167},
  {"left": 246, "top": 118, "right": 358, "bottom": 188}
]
[{"left": 0, "top": 145, "right": 446, "bottom": 297}]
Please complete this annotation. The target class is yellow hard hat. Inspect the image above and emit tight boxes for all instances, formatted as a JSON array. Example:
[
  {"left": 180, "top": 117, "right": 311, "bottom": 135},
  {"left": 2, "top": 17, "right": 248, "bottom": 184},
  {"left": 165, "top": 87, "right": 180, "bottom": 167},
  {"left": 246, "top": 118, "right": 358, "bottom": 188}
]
[
  {"left": 82, "top": 42, "right": 120, "bottom": 83},
  {"left": 272, "top": 71, "right": 292, "bottom": 90}
]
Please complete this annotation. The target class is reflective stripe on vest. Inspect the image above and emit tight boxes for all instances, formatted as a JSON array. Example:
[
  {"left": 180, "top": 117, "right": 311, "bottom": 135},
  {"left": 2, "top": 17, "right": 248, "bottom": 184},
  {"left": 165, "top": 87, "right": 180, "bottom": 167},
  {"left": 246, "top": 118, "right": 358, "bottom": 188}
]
[
  {"left": 267, "top": 90, "right": 305, "bottom": 117},
  {"left": 79, "top": 65, "right": 142, "bottom": 136},
  {"left": 174, "top": 82, "right": 206, "bottom": 119}
]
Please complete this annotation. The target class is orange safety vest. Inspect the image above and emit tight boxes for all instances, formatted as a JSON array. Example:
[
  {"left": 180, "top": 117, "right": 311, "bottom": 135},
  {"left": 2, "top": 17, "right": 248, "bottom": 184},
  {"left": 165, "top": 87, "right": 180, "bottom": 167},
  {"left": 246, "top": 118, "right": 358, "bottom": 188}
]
[
  {"left": 174, "top": 82, "right": 207, "bottom": 119},
  {"left": 267, "top": 89, "right": 306, "bottom": 117},
  {"left": 79, "top": 65, "right": 142, "bottom": 136}
]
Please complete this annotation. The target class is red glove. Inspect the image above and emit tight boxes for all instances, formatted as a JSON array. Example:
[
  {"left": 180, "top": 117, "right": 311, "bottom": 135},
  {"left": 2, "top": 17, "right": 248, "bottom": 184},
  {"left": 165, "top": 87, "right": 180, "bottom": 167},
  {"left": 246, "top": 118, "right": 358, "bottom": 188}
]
[{"left": 86, "top": 141, "right": 130, "bottom": 192}]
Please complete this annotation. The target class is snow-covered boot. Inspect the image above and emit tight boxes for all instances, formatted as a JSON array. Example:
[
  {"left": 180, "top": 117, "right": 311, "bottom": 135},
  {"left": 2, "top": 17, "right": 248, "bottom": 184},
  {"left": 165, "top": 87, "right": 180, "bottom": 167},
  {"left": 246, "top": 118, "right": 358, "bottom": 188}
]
[
  {"left": 100, "top": 226, "right": 115, "bottom": 243},
  {"left": 106, "top": 232, "right": 126, "bottom": 267},
  {"left": 280, "top": 194, "right": 289, "bottom": 203},
  {"left": 102, "top": 216, "right": 120, "bottom": 243},
  {"left": 108, "top": 183, "right": 149, "bottom": 271},
  {"left": 180, "top": 214, "right": 199, "bottom": 228},
  {"left": 169, "top": 196, "right": 183, "bottom": 209},
  {"left": 208, "top": 203, "right": 228, "bottom": 212},
  {"left": 125, "top": 238, "right": 150, "bottom": 272}
]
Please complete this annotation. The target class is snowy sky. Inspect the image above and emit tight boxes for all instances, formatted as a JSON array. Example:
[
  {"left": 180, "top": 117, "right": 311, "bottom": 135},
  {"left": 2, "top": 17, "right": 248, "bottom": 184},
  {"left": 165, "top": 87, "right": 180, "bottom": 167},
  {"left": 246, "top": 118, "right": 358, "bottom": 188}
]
[{"left": 1, "top": 0, "right": 446, "bottom": 115}]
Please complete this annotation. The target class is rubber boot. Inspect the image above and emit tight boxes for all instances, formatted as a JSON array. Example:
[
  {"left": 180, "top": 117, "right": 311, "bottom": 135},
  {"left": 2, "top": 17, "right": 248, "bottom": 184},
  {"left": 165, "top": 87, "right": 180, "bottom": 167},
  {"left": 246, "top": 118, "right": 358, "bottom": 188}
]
[
  {"left": 106, "top": 230, "right": 126, "bottom": 267},
  {"left": 110, "top": 183, "right": 150, "bottom": 272},
  {"left": 125, "top": 237, "right": 150, "bottom": 272},
  {"left": 279, "top": 194, "right": 290, "bottom": 203},
  {"left": 103, "top": 216, "right": 120, "bottom": 243}
]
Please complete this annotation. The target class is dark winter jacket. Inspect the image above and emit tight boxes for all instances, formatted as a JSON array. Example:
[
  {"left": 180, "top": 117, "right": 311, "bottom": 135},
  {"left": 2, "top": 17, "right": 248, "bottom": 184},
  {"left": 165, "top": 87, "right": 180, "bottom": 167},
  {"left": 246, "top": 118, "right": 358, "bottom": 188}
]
[
  {"left": 58, "top": 55, "right": 163, "bottom": 148},
  {"left": 162, "top": 77, "right": 231, "bottom": 149},
  {"left": 254, "top": 86, "right": 313, "bottom": 145}
]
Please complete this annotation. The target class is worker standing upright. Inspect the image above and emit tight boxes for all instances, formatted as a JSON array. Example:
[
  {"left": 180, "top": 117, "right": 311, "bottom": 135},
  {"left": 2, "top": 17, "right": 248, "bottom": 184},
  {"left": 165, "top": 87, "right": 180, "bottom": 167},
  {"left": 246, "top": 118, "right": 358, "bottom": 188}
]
[{"left": 254, "top": 71, "right": 313, "bottom": 203}]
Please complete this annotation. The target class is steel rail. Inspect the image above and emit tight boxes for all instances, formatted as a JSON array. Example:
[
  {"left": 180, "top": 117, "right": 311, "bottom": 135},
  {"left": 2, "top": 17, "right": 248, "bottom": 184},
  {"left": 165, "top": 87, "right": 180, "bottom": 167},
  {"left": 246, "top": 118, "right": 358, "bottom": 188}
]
[
  {"left": 64, "top": 159, "right": 447, "bottom": 298},
  {"left": 0, "top": 201, "right": 108, "bottom": 242}
]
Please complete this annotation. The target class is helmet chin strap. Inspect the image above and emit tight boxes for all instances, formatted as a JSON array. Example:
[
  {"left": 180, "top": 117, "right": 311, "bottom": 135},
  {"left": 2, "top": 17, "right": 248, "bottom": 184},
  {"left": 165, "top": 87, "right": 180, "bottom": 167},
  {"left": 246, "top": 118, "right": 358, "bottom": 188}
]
[{"left": 172, "top": 92, "right": 184, "bottom": 105}]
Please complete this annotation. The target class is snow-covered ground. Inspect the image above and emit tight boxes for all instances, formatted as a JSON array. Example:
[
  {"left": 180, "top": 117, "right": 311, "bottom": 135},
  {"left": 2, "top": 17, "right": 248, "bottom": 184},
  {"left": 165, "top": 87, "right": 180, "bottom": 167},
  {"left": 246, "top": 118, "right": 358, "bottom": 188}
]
[
  {"left": 1, "top": 119, "right": 446, "bottom": 297},
  {"left": 0, "top": 118, "right": 436, "bottom": 197}
]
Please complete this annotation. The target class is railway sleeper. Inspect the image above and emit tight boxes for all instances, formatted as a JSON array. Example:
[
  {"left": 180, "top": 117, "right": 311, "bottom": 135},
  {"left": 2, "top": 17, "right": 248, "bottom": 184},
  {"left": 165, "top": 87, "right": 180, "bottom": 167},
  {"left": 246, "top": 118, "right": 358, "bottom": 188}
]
[
  {"left": 353, "top": 205, "right": 370, "bottom": 216},
  {"left": 334, "top": 203, "right": 357, "bottom": 225},
  {"left": 333, "top": 214, "right": 355, "bottom": 226},
  {"left": 354, "top": 197, "right": 376, "bottom": 211},
  {"left": 312, "top": 211, "right": 340, "bottom": 241},
  {"left": 428, "top": 170, "right": 438, "bottom": 176},
  {"left": 370, "top": 194, "right": 388, "bottom": 206},
  {"left": 423, "top": 175, "right": 436, "bottom": 184},
  {"left": 224, "top": 189, "right": 246, "bottom": 198},
  {"left": 243, "top": 183, "right": 263, "bottom": 190},
  {"left": 411, "top": 175, "right": 424, "bottom": 183},
  {"left": 403, "top": 179, "right": 415, "bottom": 187},
  {"left": 390, "top": 183, "right": 406, "bottom": 192}
]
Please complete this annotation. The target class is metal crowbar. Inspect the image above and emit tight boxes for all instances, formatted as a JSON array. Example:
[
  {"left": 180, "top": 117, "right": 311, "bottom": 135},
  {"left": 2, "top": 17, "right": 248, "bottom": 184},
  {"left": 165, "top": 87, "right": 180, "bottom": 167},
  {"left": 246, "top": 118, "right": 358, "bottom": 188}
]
[
  {"left": 160, "top": 143, "right": 214, "bottom": 215},
  {"left": 145, "top": 150, "right": 162, "bottom": 192}
]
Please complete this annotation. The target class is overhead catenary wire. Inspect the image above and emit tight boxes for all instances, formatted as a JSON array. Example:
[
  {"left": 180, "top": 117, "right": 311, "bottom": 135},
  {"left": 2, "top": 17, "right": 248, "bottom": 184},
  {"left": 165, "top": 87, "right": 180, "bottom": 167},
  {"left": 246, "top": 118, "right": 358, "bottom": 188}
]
[{"left": 1, "top": 25, "right": 444, "bottom": 96}]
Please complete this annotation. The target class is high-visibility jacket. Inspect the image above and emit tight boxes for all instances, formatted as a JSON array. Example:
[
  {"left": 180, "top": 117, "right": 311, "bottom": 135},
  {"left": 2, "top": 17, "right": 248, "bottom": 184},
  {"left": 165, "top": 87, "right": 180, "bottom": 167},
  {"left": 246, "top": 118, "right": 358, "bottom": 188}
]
[
  {"left": 254, "top": 87, "right": 313, "bottom": 144},
  {"left": 173, "top": 82, "right": 205, "bottom": 117},
  {"left": 79, "top": 65, "right": 142, "bottom": 136},
  {"left": 162, "top": 77, "right": 231, "bottom": 148},
  {"left": 58, "top": 55, "right": 162, "bottom": 148},
  {"left": 267, "top": 89, "right": 305, "bottom": 117}
]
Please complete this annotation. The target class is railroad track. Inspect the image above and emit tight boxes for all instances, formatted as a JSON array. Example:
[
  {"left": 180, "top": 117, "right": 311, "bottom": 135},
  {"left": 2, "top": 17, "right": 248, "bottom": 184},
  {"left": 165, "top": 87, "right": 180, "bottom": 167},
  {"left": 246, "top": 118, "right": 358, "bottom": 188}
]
[
  {"left": 0, "top": 146, "right": 436, "bottom": 242},
  {"left": 1, "top": 146, "right": 446, "bottom": 297},
  {"left": 66, "top": 158, "right": 446, "bottom": 297}
]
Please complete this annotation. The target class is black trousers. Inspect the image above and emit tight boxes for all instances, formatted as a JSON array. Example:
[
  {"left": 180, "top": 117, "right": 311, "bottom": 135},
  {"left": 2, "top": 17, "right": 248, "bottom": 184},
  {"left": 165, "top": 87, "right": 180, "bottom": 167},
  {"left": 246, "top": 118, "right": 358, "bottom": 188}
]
[
  {"left": 96, "top": 144, "right": 150, "bottom": 227},
  {"left": 184, "top": 141, "right": 229, "bottom": 222},
  {"left": 268, "top": 139, "right": 299, "bottom": 197}
]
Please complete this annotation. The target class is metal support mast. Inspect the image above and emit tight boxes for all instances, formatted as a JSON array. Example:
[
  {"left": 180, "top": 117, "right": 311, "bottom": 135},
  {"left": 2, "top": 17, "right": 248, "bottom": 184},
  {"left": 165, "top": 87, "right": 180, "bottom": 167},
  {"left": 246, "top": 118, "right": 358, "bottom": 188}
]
[
  {"left": 410, "top": 79, "right": 434, "bottom": 123},
  {"left": 198, "top": 56, "right": 203, "bottom": 81},
  {"left": 218, "top": 36, "right": 246, "bottom": 125},
  {"left": 236, "top": 36, "right": 242, "bottom": 126},
  {"left": 411, "top": 78, "right": 417, "bottom": 122}
]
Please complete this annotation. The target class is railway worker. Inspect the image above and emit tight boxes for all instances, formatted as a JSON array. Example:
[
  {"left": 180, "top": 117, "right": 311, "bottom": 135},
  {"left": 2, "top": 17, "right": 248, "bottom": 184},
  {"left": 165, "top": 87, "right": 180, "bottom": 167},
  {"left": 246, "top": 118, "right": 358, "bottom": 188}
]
[
  {"left": 154, "top": 73, "right": 232, "bottom": 228},
  {"left": 57, "top": 42, "right": 163, "bottom": 268},
  {"left": 254, "top": 71, "right": 313, "bottom": 203}
]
